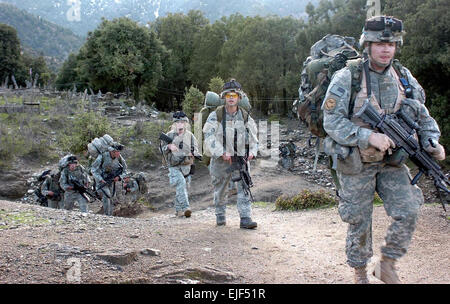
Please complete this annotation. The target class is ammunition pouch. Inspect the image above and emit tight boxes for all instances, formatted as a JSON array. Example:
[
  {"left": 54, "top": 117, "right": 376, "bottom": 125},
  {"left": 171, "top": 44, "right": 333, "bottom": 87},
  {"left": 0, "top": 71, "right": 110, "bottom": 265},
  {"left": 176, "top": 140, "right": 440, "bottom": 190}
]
[
  {"left": 323, "top": 137, "right": 363, "bottom": 175},
  {"left": 385, "top": 147, "right": 409, "bottom": 167},
  {"left": 359, "top": 146, "right": 385, "bottom": 163}
]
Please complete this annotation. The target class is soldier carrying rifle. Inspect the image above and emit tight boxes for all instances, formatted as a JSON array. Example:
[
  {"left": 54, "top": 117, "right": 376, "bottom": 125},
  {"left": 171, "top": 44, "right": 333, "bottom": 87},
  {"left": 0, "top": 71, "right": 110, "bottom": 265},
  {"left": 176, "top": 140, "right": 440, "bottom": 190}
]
[
  {"left": 91, "top": 143, "right": 128, "bottom": 216},
  {"left": 321, "top": 16, "right": 445, "bottom": 284},
  {"left": 203, "top": 79, "right": 259, "bottom": 229}
]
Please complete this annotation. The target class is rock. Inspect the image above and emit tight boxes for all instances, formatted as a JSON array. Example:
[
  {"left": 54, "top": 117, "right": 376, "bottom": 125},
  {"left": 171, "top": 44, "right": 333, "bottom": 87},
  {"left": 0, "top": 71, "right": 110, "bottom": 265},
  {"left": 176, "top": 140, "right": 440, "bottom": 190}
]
[
  {"left": 0, "top": 171, "right": 28, "bottom": 199},
  {"left": 140, "top": 248, "right": 160, "bottom": 256},
  {"left": 97, "top": 249, "right": 138, "bottom": 265}
]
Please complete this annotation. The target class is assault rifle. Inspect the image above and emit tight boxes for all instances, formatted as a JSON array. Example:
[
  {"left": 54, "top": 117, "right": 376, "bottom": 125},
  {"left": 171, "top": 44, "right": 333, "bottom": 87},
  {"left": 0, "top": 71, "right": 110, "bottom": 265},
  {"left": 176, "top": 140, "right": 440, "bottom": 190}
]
[
  {"left": 226, "top": 156, "right": 255, "bottom": 202},
  {"left": 159, "top": 133, "right": 203, "bottom": 161},
  {"left": 34, "top": 189, "right": 48, "bottom": 207},
  {"left": 355, "top": 100, "right": 449, "bottom": 211},
  {"left": 34, "top": 187, "right": 62, "bottom": 207},
  {"left": 69, "top": 177, "right": 98, "bottom": 201},
  {"left": 96, "top": 164, "right": 124, "bottom": 192}
]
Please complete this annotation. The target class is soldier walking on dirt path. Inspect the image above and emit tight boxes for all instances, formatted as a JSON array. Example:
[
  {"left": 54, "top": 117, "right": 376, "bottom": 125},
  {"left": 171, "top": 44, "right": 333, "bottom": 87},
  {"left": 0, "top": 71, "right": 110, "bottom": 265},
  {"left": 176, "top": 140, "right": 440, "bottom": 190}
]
[
  {"left": 203, "top": 79, "right": 259, "bottom": 229},
  {"left": 321, "top": 16, "right": 444, "bottom": 284}
]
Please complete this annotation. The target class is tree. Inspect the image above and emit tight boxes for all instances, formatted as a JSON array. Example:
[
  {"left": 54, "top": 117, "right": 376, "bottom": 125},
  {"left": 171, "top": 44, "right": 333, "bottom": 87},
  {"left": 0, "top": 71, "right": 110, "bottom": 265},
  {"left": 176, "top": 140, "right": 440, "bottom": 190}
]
[
  {"left": 208, "top": 77, "right": 224, "bottom": 94},
  {"left": 152, "top": 10, "right": 209, "bottom": 103},
  {"left": 0, "top": 23, "right": 21, "bottom": 83},
  {"left": 55, "top": 53, "right": 81, "bottom": 90},
  {"left": 77, "top": 17, "right": 167, "bottom": 102},
  {"left": 182, "top": 85, "right": 204, "bottom": 120}
]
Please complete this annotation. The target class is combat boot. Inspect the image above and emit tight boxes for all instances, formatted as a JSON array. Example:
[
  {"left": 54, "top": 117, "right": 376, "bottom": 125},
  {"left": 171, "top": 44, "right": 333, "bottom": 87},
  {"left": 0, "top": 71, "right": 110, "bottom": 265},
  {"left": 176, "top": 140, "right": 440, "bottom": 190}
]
[
  {"left": 354, "top": 266, "right": 369, "bottom": 284},
  {"left": 184, "top": 209, "right": 192, "bottom": 218},
  {"left": 373, "top": 256, "right": 401, "bottom": 284},
  {"left": 216, "top": 215, "right": 226, "bottom": 226},
  {"left": 240, "top": 217, "right": 257, "bottom": 229}
]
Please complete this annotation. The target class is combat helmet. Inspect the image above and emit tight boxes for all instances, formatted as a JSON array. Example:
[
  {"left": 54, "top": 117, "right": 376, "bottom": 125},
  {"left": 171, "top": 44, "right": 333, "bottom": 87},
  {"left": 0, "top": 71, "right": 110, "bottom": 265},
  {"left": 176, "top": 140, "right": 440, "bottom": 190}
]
[
  {"left": 172, "top": 111, "right": 189, "bottom": 122},
  {"left": 220, "top": 78, "right": 244, "bottom": 99},
  {"left": 359, "top": 16, "right": 404, "bottom": 47}
]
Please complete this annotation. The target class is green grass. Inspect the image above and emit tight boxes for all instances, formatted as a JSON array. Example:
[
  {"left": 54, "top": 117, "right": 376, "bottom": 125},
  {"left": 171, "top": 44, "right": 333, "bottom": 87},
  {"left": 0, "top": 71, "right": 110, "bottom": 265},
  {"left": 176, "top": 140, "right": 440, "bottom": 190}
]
[{"left": 0, "top": 210, "right": 50, "bottom": 230}]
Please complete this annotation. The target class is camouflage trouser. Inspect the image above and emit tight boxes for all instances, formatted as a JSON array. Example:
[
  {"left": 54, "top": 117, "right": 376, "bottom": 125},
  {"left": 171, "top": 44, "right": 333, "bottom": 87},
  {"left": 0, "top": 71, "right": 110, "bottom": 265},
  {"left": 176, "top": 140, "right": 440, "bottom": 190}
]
[
  {"left": 97, "top": 183, "right": 115, "bottom": 216},
  {"left": 48, "top": 199, "right": 63, "bottom": 209},
  {"left": 168, "top": 167, "right": 191, "bottom": 212},
  {"left": 63, "top": 191, "right": 89, "bottom": 213},
  {"left": 209, "top": 158, "right": 252, "bottom": 218},
  {"left": 337, "top": 163, "right": 423, "bottom": 268}
]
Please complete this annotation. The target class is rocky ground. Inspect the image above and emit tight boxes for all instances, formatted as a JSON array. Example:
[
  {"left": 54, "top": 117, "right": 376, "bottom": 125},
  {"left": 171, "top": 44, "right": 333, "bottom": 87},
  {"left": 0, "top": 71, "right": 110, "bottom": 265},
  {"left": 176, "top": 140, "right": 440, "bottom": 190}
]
[{"left": 0, "top": 115, "right": 449, "bottom": 285}]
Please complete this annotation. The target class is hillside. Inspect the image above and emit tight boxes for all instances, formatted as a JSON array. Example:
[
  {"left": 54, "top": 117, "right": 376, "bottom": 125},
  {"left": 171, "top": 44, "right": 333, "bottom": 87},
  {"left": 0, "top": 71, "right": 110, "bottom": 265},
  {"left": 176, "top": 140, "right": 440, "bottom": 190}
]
[
  {"left": 0, "top": 0, "right": 318, "bottom": 36},
  {"left": 0, "top": 3, "right": 84, "bottom": 70}
]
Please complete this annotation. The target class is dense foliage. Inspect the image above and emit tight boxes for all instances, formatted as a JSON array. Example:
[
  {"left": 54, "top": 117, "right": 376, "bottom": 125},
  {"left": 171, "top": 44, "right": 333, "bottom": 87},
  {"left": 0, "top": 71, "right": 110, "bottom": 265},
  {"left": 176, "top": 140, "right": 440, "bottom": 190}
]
[{"left": 0, "top": 23, "right": 51, "bottom": 87}]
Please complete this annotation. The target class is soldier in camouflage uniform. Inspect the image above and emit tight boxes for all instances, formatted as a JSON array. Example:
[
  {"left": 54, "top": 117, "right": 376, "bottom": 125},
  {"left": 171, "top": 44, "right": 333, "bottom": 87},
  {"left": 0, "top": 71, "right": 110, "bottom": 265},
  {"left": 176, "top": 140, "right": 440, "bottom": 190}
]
[
  {"left": 203, "top": 79, "right": 259, "bottom": 229},
  {"left": 122, "top": 173, "right": 140, "bottom": 202},
  {"left": 40, "top": 171, "right": 63, "bottom": 209},
  {"left": 59, "top": 156, "right": 91, "bottom": 213},
  {"left": 322, "top": 16, "right": 445, "bottom": 284},
  {"left": 91, "top": 143, "right": 128, "bottom": 216},
  {"left": 162, "top": 111, "right": 200, "bottom": 218}
]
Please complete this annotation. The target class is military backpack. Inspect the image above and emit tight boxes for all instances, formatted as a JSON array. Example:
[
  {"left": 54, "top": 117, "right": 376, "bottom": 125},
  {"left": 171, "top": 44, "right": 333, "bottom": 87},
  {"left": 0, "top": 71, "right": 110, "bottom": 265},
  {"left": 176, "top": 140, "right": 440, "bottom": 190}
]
[{"left": 195, "top": 91, "right": 251, "bottom": 166}]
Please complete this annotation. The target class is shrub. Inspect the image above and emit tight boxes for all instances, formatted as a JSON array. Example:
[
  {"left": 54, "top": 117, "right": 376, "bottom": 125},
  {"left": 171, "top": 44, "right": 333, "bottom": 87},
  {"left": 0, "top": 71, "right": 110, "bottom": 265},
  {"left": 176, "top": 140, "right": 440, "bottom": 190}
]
[
  {"left": 58, "top": 112, "right": 112, "bottom": 154},
  {"left": 275, "top": 189, "right": 337, "bottom": 211}
]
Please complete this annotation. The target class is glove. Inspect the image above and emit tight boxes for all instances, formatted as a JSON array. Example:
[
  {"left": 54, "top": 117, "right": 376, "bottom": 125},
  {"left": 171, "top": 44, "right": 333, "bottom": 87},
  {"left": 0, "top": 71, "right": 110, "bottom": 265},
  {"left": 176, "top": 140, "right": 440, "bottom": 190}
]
[
  {"left": 368, "top": 132, "right": 396, "bottom": 152},
  {"left": 424, "top": 139, "right": 446, "bottom": 160}
]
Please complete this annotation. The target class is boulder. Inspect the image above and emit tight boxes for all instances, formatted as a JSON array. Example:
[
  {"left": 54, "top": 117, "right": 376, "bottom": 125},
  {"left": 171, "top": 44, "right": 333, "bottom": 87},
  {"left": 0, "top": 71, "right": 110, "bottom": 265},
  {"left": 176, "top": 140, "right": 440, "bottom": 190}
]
[{"left": 0, "top": 171, "right": 28, "bottom": 199}]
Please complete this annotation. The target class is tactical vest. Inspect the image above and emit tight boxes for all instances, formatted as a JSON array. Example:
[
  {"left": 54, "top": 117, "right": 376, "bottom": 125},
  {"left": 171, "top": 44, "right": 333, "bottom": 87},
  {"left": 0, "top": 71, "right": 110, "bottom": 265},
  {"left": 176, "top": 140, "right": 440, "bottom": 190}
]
[
  {"left": 216, "top": 105, "right": 250, "bottom": 157},
  {"left": 349, "top": 60, "right": 407, "bottom": 163}
]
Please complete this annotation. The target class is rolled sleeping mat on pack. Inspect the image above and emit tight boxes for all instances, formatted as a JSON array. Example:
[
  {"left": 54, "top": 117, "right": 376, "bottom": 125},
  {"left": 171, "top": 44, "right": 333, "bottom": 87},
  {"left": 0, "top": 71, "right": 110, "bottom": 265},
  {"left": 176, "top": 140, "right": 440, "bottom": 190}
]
[{"left": 204, "top": 91, "right": 251, "bottom": 112}]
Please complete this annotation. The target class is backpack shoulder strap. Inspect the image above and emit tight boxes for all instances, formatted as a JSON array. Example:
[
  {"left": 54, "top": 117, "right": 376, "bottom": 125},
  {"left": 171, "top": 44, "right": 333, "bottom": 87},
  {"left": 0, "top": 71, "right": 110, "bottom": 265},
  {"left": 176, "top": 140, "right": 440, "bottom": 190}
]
[
  {"left": 392, "top": 59, "right": 414, "bottom": 99},
  {"left": 346, "top": 58, "right": 364, "bottom": 118}
]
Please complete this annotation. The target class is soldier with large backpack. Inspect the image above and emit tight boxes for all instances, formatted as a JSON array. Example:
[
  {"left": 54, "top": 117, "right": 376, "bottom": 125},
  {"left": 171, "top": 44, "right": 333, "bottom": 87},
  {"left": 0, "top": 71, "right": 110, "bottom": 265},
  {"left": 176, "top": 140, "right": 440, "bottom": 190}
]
[
  {"left": 203, "top": 79, "right": 259, "bottom": 229},
  {"left": 91, "top": 142, "right": 128, "bottom": 216},
  {"left": 321, "top": 16, "right": 444, "bottom": 284},
  {"left": 59, "top": 155, "right": 91, "bottom": 213},
  {"left": 297, "top": 34, "right": 361, "bottom": 171}
]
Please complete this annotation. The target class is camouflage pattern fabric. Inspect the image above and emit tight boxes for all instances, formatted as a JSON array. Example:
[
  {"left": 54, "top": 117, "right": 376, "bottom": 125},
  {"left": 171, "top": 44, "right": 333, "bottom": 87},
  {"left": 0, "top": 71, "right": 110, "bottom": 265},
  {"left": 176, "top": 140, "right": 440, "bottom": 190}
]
[
  {"left": 41, "top": 175, "right": 63, "bottom": 209},
  {"left": 168, "top": 167, "right": 191, "bottom": 213},
  {"left": 59, "top": 166, "right": 90, "bottom": 213},
  {"left": 161, "top": 130, "right": 199, "bottom": 214},
  {"left": 337, "top": 163, "right": 423, "bottom": 267},
  {"left": 91, "top": 151, "right": 128, "bottom": 216},
  {"left": 322, "top": 62, "right": 440, "bottom": 268},
  {"left": 203, "top": 108, "right": 258, "bottom": 218}
]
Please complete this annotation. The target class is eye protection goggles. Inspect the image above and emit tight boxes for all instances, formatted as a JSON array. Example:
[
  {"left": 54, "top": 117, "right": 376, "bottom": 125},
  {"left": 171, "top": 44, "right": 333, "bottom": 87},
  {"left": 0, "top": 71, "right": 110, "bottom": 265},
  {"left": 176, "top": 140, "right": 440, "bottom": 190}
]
[
  {"left": 364, "top": 16, "right": 403, "bottom": 33},
  {"left": 225, "top": 92, "right": 239, "bottom": 99}
]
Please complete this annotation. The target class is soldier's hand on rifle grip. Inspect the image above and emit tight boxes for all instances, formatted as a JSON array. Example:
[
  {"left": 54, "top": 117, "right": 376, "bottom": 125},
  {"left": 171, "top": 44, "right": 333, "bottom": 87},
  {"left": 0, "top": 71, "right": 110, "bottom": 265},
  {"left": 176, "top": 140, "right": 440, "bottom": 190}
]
[
  {"left": 368, "top": 132, "right": 396, "bottom": 152},
  {"left": 222, "top": 153, "right": 232, "bottom": 164},
  {"left": 168, "top": 144, "right": 178, "bottom": 152},
  {"left": 47, "top": 191, "right": 54, "bottom": 197},
  {"left": 114, "top": 176, "right": 120, "bottom": 182},
  {"left": 425, "top": 142, "right": 446, "bottom": 161},
  {"left": 248, "top": 153, "right": 255, "bottom": 160}
]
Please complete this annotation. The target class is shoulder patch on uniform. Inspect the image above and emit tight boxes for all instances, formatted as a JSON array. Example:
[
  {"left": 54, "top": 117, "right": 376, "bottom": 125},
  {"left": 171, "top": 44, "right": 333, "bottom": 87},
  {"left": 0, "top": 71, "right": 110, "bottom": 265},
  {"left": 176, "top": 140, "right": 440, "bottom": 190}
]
[
  {"left": 329, "top": 84, "right": 346, "bottom": 98},
  {"left": 324, "top": 98, "right": 336, "bottom": 110}
]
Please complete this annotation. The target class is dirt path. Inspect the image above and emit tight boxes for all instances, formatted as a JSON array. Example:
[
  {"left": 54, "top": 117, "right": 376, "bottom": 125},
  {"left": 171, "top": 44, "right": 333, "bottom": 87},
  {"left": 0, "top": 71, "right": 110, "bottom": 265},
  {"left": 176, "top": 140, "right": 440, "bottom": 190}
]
[{"left": 0, "top": 186, "right": 448, "bottom": 284}]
